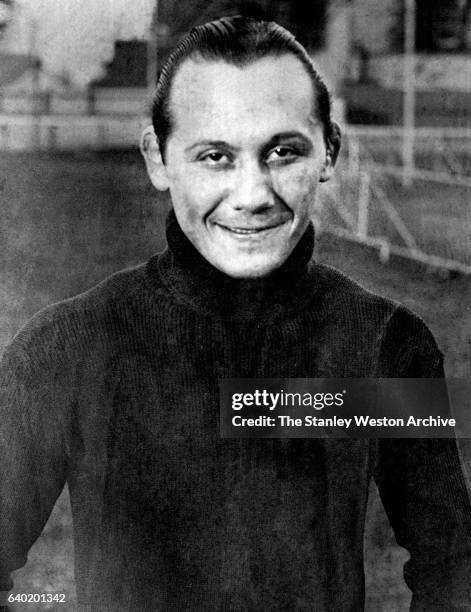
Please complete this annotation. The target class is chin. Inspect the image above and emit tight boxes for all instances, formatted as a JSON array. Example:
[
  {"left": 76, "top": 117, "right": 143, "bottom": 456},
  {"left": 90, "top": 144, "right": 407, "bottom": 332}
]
[{"left": 214, "top": 253, "right": 287, "bottom": 279}]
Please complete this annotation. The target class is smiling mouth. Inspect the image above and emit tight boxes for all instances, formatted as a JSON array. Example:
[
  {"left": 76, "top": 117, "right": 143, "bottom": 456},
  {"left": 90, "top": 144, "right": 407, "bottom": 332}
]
[{"left": 215, "top": 221, "right": 287, "bottom": 235}]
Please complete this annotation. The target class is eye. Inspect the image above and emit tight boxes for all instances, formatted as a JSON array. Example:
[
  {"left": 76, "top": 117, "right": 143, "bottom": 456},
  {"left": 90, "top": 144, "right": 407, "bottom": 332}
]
[
  {"left": 266, "top": 146, "right": 299, "bottom": 165},
  {"left": 198, "top": 150, "right": 232, "bottom": 168}
]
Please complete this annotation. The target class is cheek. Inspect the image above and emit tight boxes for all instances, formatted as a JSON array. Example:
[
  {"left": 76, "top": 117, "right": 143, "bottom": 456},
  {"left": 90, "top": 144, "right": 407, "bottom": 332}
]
[
  {"left": 273, "top": 166, "right": 320, "bottom": 213},
  {"left": 171, "top": 167, "right": 227, "bottom": 208},
  {"left": 182, "top": 203, "right": 199, "bottom": 228},
  {"left": 168, "top": 175, "right": 206, "bottom": 218}
]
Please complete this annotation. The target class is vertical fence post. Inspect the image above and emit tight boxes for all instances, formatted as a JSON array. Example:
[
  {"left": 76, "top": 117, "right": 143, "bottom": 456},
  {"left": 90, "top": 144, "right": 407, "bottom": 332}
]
[
  {"left": 357, "top": 171, "right": 370, "bottom": 238},
  {"left": 1, "top": 125, "right": 9, "bottom": 150},
  {"left": 348, "top": 134, "right": 360, "bottom": 176},
  {"left": 97, "top": 123, "right": 106, "bottom": 150},
  {"left": 147, "top": 2, "right": 159, "bottom": 99},
  {"left": 402, "top": 0, "right": 416, "bottom": 186},
  {"left": 48, "top": 124, "right": 57, "bottom": 151}
]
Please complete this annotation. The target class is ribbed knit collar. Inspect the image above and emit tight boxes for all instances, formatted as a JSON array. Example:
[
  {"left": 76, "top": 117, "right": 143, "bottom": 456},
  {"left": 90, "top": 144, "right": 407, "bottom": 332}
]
[{"left": 152, "top": 210, "right": 318, "bottom": 321}]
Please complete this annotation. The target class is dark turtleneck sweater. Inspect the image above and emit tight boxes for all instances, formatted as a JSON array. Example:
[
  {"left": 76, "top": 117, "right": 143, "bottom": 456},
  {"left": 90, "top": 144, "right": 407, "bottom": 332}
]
[{"left": 1, "top": 212, "right": 471, "bottom": 611}]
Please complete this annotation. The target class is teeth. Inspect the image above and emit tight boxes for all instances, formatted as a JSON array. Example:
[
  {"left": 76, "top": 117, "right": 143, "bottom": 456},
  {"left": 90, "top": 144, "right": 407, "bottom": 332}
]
[
  {"left": 215, "top": 222, "right": 283, "bottom": 234},
  {"left": 227, "top": 227, "right": 261, "bottom": 234}
]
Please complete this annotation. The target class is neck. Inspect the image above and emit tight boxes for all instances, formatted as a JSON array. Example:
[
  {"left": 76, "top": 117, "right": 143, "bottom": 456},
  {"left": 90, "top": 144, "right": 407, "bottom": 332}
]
[{"left": 152, "top": 210, "right": 317, "bottom": 321}]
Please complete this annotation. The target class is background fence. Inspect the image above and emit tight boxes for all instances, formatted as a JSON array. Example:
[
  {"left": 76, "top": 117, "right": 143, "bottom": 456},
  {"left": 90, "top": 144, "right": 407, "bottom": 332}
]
[
  {"left": 316, "top": 126, "right": 471, "bottom": 275},
  {"left": 0, "top": 113, "right": 146, "bottom": 151}
]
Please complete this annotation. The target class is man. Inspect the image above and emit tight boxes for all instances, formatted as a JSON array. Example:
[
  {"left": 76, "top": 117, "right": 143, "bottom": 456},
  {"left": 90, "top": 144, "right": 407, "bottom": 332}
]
[{"left": 1, "top": 16, "right": 470, "bottom": 611}]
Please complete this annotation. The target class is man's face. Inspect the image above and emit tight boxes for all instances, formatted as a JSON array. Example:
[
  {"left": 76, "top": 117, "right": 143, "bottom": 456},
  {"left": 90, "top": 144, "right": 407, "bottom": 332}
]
[{"left": 156, "top": 54, "right": 334, "bottom": 278}]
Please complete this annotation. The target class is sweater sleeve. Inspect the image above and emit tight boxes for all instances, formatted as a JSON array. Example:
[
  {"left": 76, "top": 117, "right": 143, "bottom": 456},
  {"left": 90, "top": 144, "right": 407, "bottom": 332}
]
[
  {"left": 373, "top": 306, "right": 471, "bottom": 611},
  {"left": 0, "top": 314, "right": 73, "bottom": 595}
]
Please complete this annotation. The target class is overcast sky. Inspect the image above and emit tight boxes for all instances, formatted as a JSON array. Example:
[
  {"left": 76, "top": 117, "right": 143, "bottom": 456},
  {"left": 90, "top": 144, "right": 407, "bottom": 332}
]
[{"left": 4, "top": 0, "right": 155, "bottom": 86}]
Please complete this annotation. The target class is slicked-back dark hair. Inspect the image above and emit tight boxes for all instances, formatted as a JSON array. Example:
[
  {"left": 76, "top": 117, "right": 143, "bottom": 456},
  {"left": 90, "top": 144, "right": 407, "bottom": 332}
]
[{"left": 151, "top": 16, "right": 338, "bottom": 160}]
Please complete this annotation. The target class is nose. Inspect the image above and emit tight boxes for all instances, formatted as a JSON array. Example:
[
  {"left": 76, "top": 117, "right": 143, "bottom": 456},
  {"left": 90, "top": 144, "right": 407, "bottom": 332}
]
[{"left": 229, "top": 159, "right": 275, "bottom": 213}]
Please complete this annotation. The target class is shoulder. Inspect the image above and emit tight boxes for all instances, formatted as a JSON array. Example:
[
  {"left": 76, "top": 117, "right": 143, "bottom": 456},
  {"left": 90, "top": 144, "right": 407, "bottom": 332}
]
[
  {"left": 311, "top": 262, "right": 399, "bottom": 322},
  {"left": 312, "top": 262, "right": 432, "bottom": 328},
  {"left": 2, "top": 261, "right": 153, "bottom": 367},
  {"left": 310, "top": 263, "right": 442, "bottom": 376}
]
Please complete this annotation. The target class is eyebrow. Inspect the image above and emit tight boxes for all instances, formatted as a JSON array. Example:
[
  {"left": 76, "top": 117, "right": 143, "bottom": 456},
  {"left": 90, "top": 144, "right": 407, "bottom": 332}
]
[
  {"left": 262, "top": 132, "right": 313, "bottom": 155},
  {"left": 185, "top": 131, "right": 314, "bottom": 155},
  {"left": 185, "top": 140, "right": 235, "bottom": 154}
]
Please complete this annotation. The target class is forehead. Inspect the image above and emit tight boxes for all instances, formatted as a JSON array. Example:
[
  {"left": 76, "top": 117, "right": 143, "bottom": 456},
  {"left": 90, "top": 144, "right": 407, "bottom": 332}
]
[{"left": 167, "top": 54, "right": 318, "bottom": 144}]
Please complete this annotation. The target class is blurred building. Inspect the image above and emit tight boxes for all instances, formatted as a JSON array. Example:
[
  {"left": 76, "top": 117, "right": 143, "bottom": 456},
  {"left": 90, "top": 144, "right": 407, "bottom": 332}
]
[
  {"left": 344, "top": 0, "right": 471, "bottom": 126},
  {"left": 0, "top": 52, "right": 39, "bottom": 89},
  {"left": 89, "top": 40, "right": 149, "bottom": 115},
  {"left": 0, "top": 0, "right": 468, "bottom": 133},
  {"left": 92, "top": 40, "right": 148, "bottom": 88},
  {"left": 0, "top": 2, "right": 87, "bottom": 115},
  {"left": 0, "top": 52, "right": 86, "bottom": 114}
]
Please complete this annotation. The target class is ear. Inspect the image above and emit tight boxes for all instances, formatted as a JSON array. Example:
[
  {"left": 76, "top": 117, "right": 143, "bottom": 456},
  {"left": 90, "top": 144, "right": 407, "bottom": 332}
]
[
  {"left": 140, "top": 125, "right": 169, "bottom": 191},
  {"left": 319, "top": 121, "right": 341, "bottom": 183}
]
